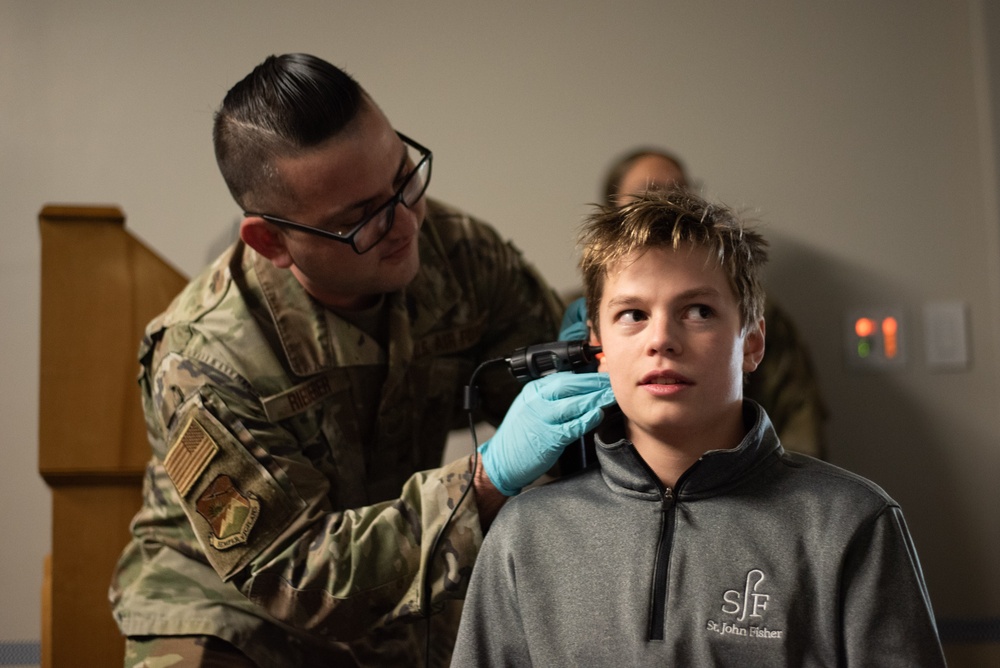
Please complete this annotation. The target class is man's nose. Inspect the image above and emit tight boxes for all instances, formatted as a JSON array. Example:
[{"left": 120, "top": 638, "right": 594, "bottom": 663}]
[{"left": 390, "top": 199, "right": 420, "bottom": 234}]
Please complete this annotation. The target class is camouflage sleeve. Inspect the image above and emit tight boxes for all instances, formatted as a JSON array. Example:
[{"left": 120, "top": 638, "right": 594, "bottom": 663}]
[
  {"left": 240, "top": 456, "right": 480, "bottom": 637},
  {"left": 152, "top": 352, "right": 483, "bottom": 640},
  {"left": 746, "top": 300, "right": 828, "bottom": 458},
  {"left": 447, "top": 215, "right": 565, "bottom": 425}
]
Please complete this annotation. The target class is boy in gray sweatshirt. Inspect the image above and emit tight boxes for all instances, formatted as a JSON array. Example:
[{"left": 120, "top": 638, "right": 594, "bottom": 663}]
[{"left": 452, "top": 188, "right": 945, "bottom": 667}]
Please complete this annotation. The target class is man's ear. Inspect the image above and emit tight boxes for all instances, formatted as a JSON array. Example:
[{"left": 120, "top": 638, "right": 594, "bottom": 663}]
[
  {"left": 742, "top": 317, "right": 766, "bottom": 373},
  {"left": 241, "top": 216, "right": 293, "bottom": 268}
]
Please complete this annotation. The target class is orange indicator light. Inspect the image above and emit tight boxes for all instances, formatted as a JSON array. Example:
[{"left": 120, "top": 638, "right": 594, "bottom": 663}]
[
  {"left": 882, "top": 317, "right": 899, "bottom": 358},
  {"left": 855, "top": 317, "right": 875, "bottom": 338}
]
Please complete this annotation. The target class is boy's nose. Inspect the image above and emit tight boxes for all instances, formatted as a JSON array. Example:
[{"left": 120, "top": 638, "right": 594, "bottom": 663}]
[{"left": 648, "top": 317, "right": 682, "bottom": 356}]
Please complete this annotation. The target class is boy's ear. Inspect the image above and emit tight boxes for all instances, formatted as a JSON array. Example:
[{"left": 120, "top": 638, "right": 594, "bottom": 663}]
[
  {"left": 241, "top": 216, "right": 293, "bottom": 268},
  {"left": 588, "top": 320, "right": 608, "bottom": 371},
  {"left": 587, "top": 319, "right": 599, "bottom": 346},
  {"left": 742, "top": 317, "right": 766, "bottom": 373}
]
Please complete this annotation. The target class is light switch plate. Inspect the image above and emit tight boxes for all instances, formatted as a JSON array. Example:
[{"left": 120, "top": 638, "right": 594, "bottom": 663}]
[{"left": 923, "top": 301, "right": 969, "bottom": 371}]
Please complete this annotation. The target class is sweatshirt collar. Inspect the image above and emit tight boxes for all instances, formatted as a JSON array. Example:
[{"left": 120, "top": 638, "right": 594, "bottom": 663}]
[{"left": 594, "top": 400, "right": 783, "bottom": 499}]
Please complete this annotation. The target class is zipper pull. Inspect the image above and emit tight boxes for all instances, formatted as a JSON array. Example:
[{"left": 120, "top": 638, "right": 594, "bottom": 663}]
[{"left": 661, "top": 486, "right": 674, "bottom": 510}]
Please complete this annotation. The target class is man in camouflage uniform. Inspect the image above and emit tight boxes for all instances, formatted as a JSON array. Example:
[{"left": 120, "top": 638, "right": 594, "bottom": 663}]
[
  {"left": 598, "top": 147, "right": 828, "bottom": 457},
  {"left": 110, "top": 53, "right": 614, "bottom": 667}
]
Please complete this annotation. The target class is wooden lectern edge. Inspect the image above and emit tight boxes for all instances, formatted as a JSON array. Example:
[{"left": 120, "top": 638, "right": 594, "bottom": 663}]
[{"left": 39, "top": 204, "right": 125, "bottom": 223}]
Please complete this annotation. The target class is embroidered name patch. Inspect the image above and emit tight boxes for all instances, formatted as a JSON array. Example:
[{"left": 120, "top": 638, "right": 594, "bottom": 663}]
[
  {"left": 164, "top": 416, "right": 219, "bottom": 496},
  {"left": 196, "top": 474, "right": 261, "bottom": 550},
  {"left": 261, "top": 373, "right": 346, "bottom": 422}
]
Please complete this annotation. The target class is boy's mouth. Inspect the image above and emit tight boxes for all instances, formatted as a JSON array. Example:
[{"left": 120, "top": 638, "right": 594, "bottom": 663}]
[{"left": 640, "top": 370, "right": 693, "bottom": 386}]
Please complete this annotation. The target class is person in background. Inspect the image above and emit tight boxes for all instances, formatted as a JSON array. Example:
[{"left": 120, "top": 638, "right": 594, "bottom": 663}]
[
  {"left": 452, "top": 188, "right": 945, "bottom": 667},
  {"left": 565, "top": 147, "right": 827, "bottom": 458},
  {"left": 109, "top": 53, "right": 613, "bottom": 667}
]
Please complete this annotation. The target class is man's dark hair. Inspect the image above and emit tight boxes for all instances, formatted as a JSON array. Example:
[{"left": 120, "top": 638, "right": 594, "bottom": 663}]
[
  {"left": 601, "top": 147, "right": 690, "bottom": 206},
  {"left": 213, "top": 53, "right": 364, "bottom": 211}
]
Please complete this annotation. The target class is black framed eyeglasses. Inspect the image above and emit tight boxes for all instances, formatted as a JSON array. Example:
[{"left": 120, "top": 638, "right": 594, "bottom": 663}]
[{"left": 245, "top": 132, "right": 432, "bottom": 254}]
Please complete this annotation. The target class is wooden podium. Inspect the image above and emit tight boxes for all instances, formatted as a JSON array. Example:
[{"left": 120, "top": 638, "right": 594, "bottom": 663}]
[{"left": 38, "top": 205, "right": 187, "bottom": 667}]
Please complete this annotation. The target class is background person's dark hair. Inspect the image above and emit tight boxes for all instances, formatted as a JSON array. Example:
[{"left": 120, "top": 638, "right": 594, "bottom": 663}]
[
  {"left": 602, "top": 147, "right": 690, "bottom": 205},
  {"left": 213, "top": 53, "right": 364, "bottom": 211}
]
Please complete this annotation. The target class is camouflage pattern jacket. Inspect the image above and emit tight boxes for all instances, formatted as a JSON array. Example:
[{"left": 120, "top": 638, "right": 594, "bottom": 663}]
[
  {"left": 110, "top": 199, "right": 563, "bottom": 667},
  {"left": 744, "top": 299, "right": 828, "bottom": 459}
]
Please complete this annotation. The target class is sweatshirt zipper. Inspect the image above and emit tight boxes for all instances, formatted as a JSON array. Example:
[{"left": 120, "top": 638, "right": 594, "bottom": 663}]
[{"left": 648, "top": 485, "right": 675, "bottom": 641}]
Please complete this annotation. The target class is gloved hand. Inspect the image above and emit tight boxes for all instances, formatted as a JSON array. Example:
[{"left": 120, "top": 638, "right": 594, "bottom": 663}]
[
  {"left": 478, "top": 371, "right": 616, "bottom": 495},
  {"left": 559, "top": 297, "right": 589, "bottom": 342}
]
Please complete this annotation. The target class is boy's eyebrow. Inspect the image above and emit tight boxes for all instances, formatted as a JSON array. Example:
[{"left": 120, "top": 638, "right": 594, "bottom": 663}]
[
  {"left": 605, "top": 286, "right": 722, "bottom": 309},
  {"left": 675, "top": 287, "right": 723, "bottom": 301},
  {"left": 604, "top": 294, "right": 643, "bottom": 310}
]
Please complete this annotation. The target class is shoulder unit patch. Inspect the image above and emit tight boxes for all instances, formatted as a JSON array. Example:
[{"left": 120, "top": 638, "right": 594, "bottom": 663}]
[{"left": 196, "top": 474, "right": 261, "bottom": 550}]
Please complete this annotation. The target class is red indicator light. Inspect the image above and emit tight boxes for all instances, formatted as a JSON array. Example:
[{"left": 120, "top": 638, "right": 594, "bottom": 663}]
[{"left": 855, "top": 317, "right": 876, "bottom": 338}]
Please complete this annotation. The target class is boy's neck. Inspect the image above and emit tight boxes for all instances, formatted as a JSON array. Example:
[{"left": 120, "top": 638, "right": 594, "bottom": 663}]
[{"left": 627, "top": 406, "right": 747, "bottom": 489}]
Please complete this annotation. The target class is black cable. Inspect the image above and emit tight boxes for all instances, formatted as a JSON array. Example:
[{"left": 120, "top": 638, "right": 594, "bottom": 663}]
[{"left": 423, "top": 356, "right": 507, "bottom": 667}]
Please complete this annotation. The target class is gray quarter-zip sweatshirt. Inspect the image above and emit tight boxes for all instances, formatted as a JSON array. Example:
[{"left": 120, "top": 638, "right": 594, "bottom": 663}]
[{"left": 453, "top": 402, "right": 945, "bottom": 667}]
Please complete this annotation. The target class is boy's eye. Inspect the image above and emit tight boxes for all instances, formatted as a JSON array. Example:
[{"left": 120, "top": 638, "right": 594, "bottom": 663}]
[
  {"left": 684, "top": 304, "right": 714, "bottom": 321},
  {"left": 616, "top": 309, "right": 647, "bottom": 324}
]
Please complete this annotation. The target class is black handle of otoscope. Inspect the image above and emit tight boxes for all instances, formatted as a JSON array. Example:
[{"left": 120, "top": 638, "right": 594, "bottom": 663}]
[
  {"left": 506, "top": 340, "right": 602, "bottom": 383},
  {"left": 506, "top": 339, "right": 603, "bottom": 473}
]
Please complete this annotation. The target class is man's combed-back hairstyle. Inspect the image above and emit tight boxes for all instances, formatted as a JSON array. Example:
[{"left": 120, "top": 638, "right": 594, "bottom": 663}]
[
  {"left": 213, "top": 53, "right": 364, "bottom": 211},
  {"left": 579, "top": 187, "right": 768, "bottom": 336}
]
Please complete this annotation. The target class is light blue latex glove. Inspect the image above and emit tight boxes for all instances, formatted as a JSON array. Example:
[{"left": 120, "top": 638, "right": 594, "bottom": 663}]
[
  {"left": 478, "top": 371, "right": 616, "bottom": 495},
  {"left": 559, "top": 297, "right": 589, "bottom": 342}
]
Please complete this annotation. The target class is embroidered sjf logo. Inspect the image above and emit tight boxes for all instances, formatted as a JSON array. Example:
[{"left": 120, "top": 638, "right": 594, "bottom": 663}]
[
  {"left": 722, "top": 569, "right": 770, "bottom": 621},
  {"left": 705, "top": 569, "right": 785, "bottom": 640}
]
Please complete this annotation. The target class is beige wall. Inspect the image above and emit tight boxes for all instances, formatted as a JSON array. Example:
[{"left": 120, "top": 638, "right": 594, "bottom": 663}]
[{"left": 3, "top": 0, "right": 998, "bottom": 650}]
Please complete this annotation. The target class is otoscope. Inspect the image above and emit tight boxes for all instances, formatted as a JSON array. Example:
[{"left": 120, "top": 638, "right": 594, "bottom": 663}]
[
  {"left": 505, "top": 339, "right": 604, "bottom": 474},
  {"left": 506, "top": 340, "right": 602, "bottom": 382}
]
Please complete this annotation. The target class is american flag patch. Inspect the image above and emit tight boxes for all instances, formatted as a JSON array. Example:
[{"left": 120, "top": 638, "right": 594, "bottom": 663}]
[{"left": 164, "top": 416, "right": 219, "bottom": 497}]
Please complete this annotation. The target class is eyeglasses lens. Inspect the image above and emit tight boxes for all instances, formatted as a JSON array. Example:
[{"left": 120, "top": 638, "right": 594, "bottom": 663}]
[{"left": 354, "top": 151, "right": 431, "bottom": 253}]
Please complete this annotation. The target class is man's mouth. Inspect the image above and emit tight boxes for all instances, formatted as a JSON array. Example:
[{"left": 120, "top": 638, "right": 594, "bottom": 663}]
[{"left": 381, "top": 236, "right": 414, "bottom": 260}]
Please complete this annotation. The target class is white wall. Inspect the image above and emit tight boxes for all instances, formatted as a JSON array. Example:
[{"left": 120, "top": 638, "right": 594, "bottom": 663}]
[{"left": 3, "top": 0, "right": 999, "bottom": 649}]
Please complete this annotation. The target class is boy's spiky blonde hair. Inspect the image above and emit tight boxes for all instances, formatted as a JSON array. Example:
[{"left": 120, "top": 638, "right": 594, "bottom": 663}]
[{"left": 579, "top": 187, "right": 768, "bottom": 336}]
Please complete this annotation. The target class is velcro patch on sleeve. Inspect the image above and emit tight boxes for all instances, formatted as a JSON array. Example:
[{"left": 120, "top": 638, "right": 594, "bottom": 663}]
[
  {"left": 196, "top": 474, "right": 261, "bottom": 550},
  {"left": 169, "top": 398, "right": 308, "bottom": 580},
  {"left": 164, "top": 415, "right": 219, "bottom": 497}
]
